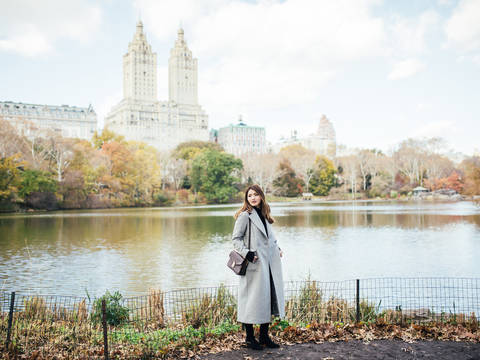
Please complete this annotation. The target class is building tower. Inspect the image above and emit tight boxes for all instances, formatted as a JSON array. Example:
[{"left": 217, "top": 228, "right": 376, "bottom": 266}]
[
  {"left": 106, "top": 23, "right": 208, "bottom": 150},
  {"left": 168, "top": 28, "right": 198, "bottom": 105},
  {"left": 273, "top": 114, "right": 336, "bottom": 157},
  {"left": 317, "top": 114, "right": 336, "bottom": 157},
  {"left": 123, "top": 21, "right": 158, "bottom": 101},
  {"left": 317, "top": 114, "right": 335, "bottom": 140}
]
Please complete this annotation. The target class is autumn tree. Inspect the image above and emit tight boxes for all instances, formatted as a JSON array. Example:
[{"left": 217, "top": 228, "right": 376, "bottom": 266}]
[
  {"left": 59, "top": 170, "right": 87, "bottom": 208},
  {"left": 0, "top": 117, "right": 29, "bottom": 160},
  {"left": 64, "top": 139, "right": 108, "bottom": 198},
  {"left": 129, "top": 142, "right": 162, "bottom": 203},
  {"left": 336, "top": 154, "right": 359, "bottom": 198},
  {"left": 92, "top": 129, "right": 125, "bottom": 149},
  {"left": 356, "top": 149, "right": 385, "bottom": 191},
  {"left": 241, "top": 153, "right": 280, "bottom": 194},
  {"left": 279, "top": 144, "right": 316, "bottom": 192},
  {"left": 24, "top": 127, "right": 51, "bottom": 171},
  {"left": 173, "top": 141, "right": 223, "bottom": 161},
  {"left": 393, "top": 138, "right": 426, "bottom": 186},
  {"left": 168, "top": 157, "right": 187, "bottom": 190},
  {"left": 272, "top": 159, "right": 303, "bottom": 197},
  {"left": 460, "top": 156, "right": 480, "bottom": 195},
  {"left": 424, "top": 170, "right": 464, "bottom": 193},
  {"left": 0, "top": 155, "right": 22, "bottom": 201},
  {"left": 422, "top": 138, "right": 455, "bottom": 187},
  {"left": 309, "top": 156, "right": 336, "bottom": 196},
  {"left": 100, "top": 140, "right": 137, "bottom": 205},
  {"left": 43, "top": 134, "right": 75, "bottom": 182}
]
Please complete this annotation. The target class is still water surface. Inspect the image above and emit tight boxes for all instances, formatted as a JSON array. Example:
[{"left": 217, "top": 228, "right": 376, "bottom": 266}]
[{"left": 0, "top": 201, "right": 479, "bottom": 296}]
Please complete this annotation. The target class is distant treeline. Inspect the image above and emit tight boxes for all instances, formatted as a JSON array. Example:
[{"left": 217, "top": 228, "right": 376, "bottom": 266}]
[{"left": 0, "top": 117, "right": 479, "bottom": 212}]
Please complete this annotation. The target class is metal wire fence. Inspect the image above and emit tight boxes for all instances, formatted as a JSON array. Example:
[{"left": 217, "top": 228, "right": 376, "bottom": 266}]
[{"left": 1, "top": 278, "right": 479, "bottom": 359}]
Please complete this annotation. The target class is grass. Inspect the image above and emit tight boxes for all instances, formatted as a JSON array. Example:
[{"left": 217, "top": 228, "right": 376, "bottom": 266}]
[
  {"left": 1, "top": 283, "right": 479, "bottom": 359},
  {"left": 181, "top": 285, "right": 237, "bottom": 328}
]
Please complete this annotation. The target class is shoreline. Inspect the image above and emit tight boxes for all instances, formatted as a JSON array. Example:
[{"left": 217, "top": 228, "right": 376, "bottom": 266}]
[{"left": 1, "top": 195, "right": 477, "bottom": 215}]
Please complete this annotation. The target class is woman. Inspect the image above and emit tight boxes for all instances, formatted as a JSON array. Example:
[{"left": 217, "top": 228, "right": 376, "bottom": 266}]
[{"left": 232, "top": 184, "right": 285, "bottom": 350}]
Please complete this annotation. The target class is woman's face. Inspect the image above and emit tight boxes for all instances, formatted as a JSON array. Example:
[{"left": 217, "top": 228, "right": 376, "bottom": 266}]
[{"left": 247, "top": 189, "right": 261, "bottom": 207}]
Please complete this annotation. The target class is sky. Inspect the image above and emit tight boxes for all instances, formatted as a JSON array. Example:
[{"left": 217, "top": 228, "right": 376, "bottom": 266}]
[{"left": 1, "top": 0, "right": 479, "bottom": 156}]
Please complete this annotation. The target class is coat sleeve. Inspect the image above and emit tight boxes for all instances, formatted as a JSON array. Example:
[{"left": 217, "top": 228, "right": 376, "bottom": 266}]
[
  {"left": 232, "top": 212, "right": 250, "bottom": 258},
  {"left": 269, "top": 223, "right": 282, "bottom": 251}
]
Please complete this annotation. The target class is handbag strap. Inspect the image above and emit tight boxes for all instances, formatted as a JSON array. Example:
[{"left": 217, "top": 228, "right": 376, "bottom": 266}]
[{"left": 248, "top": 218, "right": 251, "bottom": 250}]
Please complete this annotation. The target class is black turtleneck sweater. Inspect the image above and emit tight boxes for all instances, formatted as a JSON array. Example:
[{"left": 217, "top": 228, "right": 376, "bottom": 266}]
[
  {"left": 253, "top": 206, "right": 268, "bottom": 237},
  {"left": 246, "top": 206, "right": 269, "bottom": 262}
]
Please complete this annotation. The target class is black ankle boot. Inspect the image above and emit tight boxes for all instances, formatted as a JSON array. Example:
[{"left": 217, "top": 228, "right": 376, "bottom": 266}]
[
  {"left": 245, "top": 324, "right": 263, "bottom": 350},
  {"left": 246, "top": 336, "right": 264, "bottom": 350},
  {"left": 259, "top": 323, "right": 280, "bottom": 348}
]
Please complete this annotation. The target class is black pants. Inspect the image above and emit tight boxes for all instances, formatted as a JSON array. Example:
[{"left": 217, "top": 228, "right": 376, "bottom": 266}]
[{"left": 269, "top": 266, "right": 279, "bottom": 317}]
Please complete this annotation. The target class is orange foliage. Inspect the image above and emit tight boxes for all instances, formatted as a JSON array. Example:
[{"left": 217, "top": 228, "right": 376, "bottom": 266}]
[
  {"left": 461, "top": 157, "right": 480, "bottom": 195},
  {"left": 176, "top": 189, "right": 189, "bottom": 202},
  {"left": 424, "top": 171, "right": 464, "bottom": 193}
]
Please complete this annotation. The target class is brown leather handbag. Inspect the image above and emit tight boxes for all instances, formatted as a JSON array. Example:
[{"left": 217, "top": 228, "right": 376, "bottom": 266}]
[{"left": 227, "top": 219, "right": 251, "bottom": 275}]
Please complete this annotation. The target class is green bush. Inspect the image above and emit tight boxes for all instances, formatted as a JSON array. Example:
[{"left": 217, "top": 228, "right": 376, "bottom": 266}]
[
  {"left": 91, "top": 290, "right": 129, "bottom": 326},
  {"left": 154, "top": 191, "right": 174, "bottom": 206},
  {"left": 190, "top": 149, "right": 243, "bottom": 203}
]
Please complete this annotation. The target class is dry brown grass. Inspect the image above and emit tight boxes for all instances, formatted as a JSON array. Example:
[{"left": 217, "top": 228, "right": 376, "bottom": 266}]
[
  {"left": 182, "top": 285, "right": 237, "bottom": 328},
  {"left": 142, "top": 289, "right": 166, "bottom": 327}
]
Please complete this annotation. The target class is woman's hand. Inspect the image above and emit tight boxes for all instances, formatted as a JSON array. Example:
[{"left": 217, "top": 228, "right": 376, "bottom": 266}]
[{"left": 280, "top": 250, "right": 283, "bottom": 258}]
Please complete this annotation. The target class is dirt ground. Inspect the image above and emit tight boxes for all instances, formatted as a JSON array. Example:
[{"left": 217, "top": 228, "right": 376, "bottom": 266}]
[{"left": 199, "top": 340, "right": 480, "bottom": 359}]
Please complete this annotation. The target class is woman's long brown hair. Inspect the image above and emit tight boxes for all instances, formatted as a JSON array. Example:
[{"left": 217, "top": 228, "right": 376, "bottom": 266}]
[{"left": 234, "top": 184, "right": 274, "bottom": 224}]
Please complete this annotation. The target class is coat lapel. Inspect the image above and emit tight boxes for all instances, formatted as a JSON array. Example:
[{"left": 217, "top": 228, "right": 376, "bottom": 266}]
[{"left": 249, "top": 210, "right": 268, "bottom": 238}]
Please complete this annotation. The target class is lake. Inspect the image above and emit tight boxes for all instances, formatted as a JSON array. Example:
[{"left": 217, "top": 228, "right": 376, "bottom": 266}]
[{"left": 0, "top": 200, "right": 479, "bottom": 297}]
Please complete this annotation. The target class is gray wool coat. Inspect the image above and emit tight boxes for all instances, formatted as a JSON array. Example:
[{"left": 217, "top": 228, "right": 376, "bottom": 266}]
[{"left": 232, "top": 210, "right": 285, "bottom": 324}]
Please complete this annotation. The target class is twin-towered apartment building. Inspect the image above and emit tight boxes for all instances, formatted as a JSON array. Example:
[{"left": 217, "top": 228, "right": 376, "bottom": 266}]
[
  {"left": 1, "top": 23, "right": 336, "bottom": 158},
  {"left": 104, "top": 22, "right": 209, "bottom": 150}
]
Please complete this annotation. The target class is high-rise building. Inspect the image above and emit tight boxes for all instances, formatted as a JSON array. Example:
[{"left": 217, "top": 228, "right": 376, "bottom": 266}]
[
  {"left": 0, "top": 101, "right": 97, "bottom": 140},
  {"left": 275, "top": 114, "right": 336, "bottom": 157},
  {"left": 105, "top": 22, "right": 208, "bottom": 151},
  {"left": 123, "top": 22, "right": 157, "bottom": 102},
  {"left": 169, "top": 28, "right": 197, "bottom": 105},
  {"left": 217, "top": 116, "right": 266, "bottom": 156}
]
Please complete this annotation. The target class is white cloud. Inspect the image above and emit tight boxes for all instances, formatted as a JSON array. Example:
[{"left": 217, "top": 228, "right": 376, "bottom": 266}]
[
  {"left": 388, "top": 10, "right": 440, "bottom": 56},
  {"left": 445, "top": 0, "right": 480, "bottom": 52},
  {"left": 0, "top": 24, "right": 52, "bottom": 57},
  {"left": 456, "top": 53, "right": 480, "bottom": 65},
  {"left": 388, "top": 58, "right": 425, "bottom": 80},
  {"left": 417, "top": 103, "right": 432, "bottom": 111},
  {"left": 135, "top": 0, "right": 386, "bottom": 114},
  {"left": 411, "top": 120, "right": 458, "bottom": 138},
  {"left": 438, "top": 0, "right": 454, "bottom": 6},
  {"left": 0, "top": 0, "right": 102, "bottom": 57}
]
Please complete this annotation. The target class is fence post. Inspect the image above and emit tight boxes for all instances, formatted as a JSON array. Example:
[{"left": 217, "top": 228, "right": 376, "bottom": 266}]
[
  {"left": 102, "top": 300, "right": 109, "bottom": 360},
  {"left": 356, "top": 279, "right": 360, "bottom": 323},
  {"left": 5, "top": 291, "right": 15, "bottom": 350}
]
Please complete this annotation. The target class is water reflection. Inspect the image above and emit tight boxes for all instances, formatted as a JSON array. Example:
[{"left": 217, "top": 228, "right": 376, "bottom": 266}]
[
  {"left": 275, "top": 201, "right": 480, "bottom": 229},
  {"left": 0, "top": 201, "right": 479, "bottom": 296}
]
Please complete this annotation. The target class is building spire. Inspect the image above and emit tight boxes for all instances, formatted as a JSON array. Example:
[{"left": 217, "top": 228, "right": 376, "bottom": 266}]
[
  {"left": 136, "top": 20, "right": 144, "bottom": 34},
  {"left": 130, "top": 20, "right": 149, "bottom": 48},
  {"left": 177, "top": 27, "right": 185, "bottom": 44}
]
